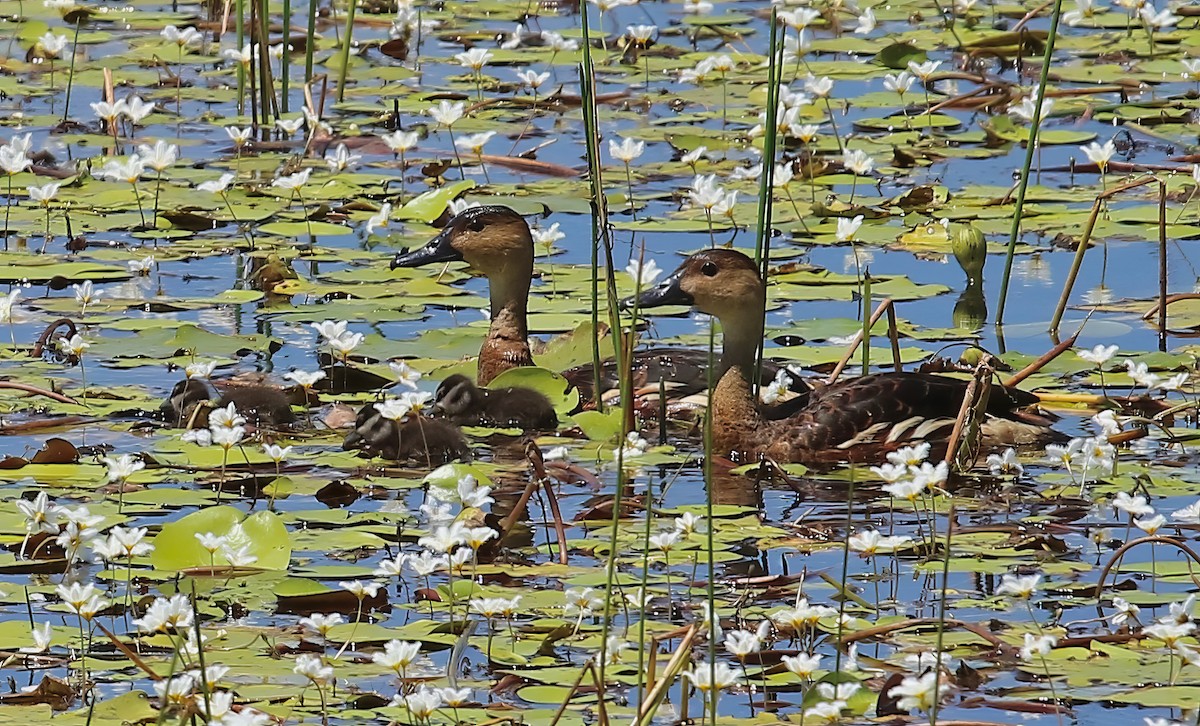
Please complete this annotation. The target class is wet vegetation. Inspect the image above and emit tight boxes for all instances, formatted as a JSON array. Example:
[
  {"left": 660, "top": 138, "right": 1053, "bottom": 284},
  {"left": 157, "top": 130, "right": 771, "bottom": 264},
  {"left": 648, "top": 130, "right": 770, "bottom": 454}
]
[{"left": 3, "top": 0, "right": 1200, "bottom": 723}]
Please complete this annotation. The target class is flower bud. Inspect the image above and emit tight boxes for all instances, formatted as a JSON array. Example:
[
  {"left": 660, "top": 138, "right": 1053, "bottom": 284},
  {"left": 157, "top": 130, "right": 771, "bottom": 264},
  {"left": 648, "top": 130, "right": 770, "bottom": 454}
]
[{"left": 952, "top": 224, "right": 987, "bottom": 284}]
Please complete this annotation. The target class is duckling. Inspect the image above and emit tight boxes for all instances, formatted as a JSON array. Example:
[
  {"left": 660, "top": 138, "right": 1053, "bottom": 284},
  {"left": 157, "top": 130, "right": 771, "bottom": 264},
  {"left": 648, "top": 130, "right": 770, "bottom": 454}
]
[
  {"left": 390, "top": 205, "right": 804, "bottom": 401},
  {"left": 430, "top": 373, "right": 558, "bottom": 429},
  {"left": 633, "top": 249, "right": 1059, "bottom": 464},
  {"left": 160, "top": 379, "right": 296, "bottom": 429},
  {"left": 342, "top": 401, "right": 471, "bottom": 463}
]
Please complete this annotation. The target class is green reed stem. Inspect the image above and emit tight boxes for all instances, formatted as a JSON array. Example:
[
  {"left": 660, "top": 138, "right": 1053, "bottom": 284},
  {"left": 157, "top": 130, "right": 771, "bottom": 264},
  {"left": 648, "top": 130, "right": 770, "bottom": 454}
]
[
  {"left": 281, "top": 0, "right": 291, "bottom": 112},
  {"left": 235, "top": 0, "right": 245, "bottom": 116},
  {"left": 861, "top": 271, "right": 871, "bottom": 371},
  {"left": 995, "top": 0, "right": 1065, "bottom": 324},
  {"left": 752, "top": 7, "right": 782, "bottom": 397},
  {"left": 61, "top": 18, "right": 81, "bottom": 125},
  {"left": 929, "top": 502, "right": 955, "bottom": 726},
  {"left": 580, "top": 12, "right": 624, "bottom": 407},
  {"left": 335, "top": 0, "right": 357, "bottom": 102},
  {"left": 704, "top": 317, "right": 717, "bottom": 726},
  {"left": 305, "top": 0, "right": 317, "bottom": 84}
]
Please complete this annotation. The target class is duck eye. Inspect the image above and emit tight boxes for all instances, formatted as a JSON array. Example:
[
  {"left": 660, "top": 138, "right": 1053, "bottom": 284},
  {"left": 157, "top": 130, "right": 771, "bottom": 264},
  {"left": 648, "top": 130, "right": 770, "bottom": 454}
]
[
  {"left": 469, "top": 219, "right": 485, "bottom": 232},
  {"left": 700, "top": 261, "right": 718, "bottom": 277}
]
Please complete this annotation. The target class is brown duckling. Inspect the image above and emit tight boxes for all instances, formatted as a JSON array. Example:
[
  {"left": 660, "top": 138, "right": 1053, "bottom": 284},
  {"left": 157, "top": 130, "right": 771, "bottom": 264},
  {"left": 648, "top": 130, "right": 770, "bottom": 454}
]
[
  {"left": 342, "top": 401, "right": 471, "bottom": 463},
  {"left": 390, "top": 204, "right": 805, "bottom": 403},
  {"left": 160, "top": 379, "right": 296, "bottom": 429},
  {"left": 430, "top": 373, "right": 558, "bottom": 430},
  {"left": 634, "top": 249, "right": 1059, "bottom": 464}
]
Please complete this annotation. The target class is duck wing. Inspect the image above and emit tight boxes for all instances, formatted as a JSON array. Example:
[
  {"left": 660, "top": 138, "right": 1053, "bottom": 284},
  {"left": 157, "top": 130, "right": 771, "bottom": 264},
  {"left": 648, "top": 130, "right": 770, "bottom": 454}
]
[{"left": 786, "top": 373, "right": 1037, "bottom": 452}]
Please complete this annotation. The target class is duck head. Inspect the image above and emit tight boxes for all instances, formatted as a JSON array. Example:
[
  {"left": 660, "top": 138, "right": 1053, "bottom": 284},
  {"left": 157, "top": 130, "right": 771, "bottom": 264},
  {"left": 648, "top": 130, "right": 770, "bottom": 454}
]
[
  {"left": 631, "top": 249, "right": 766, "bottom": 379},
  {"left": 391, "top": 205, "right": 534, "bottom": 276},
  {"left": 430, "top": 374, "right": 483, "bottom": 418}
]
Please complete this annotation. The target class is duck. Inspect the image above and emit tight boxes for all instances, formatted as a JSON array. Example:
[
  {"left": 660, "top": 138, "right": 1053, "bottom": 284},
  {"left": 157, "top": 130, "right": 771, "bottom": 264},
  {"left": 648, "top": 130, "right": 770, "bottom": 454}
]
[
  {"left": 633, "top": 249, "right": 1060, "bottom": 464},
  {"left": 430, "top": 373, "right": 558, "bottom": 429},
  {"left": 390, "top": 204, "right": 806, "bottom": 403},
  {"left": 160, "top": 379, "right": 296, "bottom": 429},
  {"left": 342, "top": 400, "right": 471, "bottom": 463},
  {"left": 391, "top": 205, "right": 535, "bottom": 386}
]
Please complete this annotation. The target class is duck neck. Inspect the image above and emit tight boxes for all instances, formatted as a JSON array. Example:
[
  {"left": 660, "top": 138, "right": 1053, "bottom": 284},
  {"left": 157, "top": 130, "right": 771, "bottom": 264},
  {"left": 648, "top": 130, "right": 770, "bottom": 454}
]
[
  {"left": 717, "top": 305, "right": 765, "bottom": 382},
  {"left": 487, "top": 266, "right": 531, "bottom": 343},
  {"left": 477, "top": 264, "right": 533, "bottom": 385}
]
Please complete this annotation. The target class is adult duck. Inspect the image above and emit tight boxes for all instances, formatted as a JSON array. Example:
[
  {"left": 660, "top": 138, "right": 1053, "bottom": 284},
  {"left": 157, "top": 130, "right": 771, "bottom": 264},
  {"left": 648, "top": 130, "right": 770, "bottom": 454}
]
[
  {"left": 390, "top": 205, "right": 805, "bottom": 403},
  {"left": 633, "top": 249, "right": 1058, "bottom": 464}
]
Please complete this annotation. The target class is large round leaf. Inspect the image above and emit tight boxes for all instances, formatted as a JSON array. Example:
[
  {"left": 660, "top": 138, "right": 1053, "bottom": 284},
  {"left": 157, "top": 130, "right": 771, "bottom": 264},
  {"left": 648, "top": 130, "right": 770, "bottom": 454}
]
[{"left": 150, "top": 506, "right": 291, "bottom": 571}]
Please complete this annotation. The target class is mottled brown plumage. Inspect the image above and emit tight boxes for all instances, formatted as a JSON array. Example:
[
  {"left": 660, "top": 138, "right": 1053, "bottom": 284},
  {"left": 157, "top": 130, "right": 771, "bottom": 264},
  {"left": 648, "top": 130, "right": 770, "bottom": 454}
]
[
  {"left": 431, "top": 373, "right": 558, "bottom": 430},
  {"left": 636, "top": 249, "right": 1059, "bottom": 464},
  {"left": 342, "top": 401, "right": 471, "bottom": 463}
]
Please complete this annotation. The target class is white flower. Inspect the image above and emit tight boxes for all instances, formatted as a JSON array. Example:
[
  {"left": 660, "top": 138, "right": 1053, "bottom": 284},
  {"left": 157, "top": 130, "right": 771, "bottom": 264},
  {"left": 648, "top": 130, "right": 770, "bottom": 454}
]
[
  {"left": 366, "top": 202, "right": 392, "bottom": 236},
  {"left": 1011, "top": 95, "right": 1055, "bottom": 123},
  {"left": 1078, "top": 343, "right": 1118, "bottom": 366},
  {"left": 198, "top": 173, "right": 235, "bottom": 194},
  {"left": 1080, "top": 140, "right": 1117, "bottom": 171},
  {"left": 625, "top": 258, "right": 662, "bottom": 287},
  {"left": 1063, "top": 0, "right": 1097, "bottom": 24},
  {"left": 889, "top": 671, "right": 950, "bottom": 713},
  {"left": 627, "top": 24, "right": 656, "bottom": 43},
  {"left": 1112, "top": 492, "right": 1154, "bottom": 517},
  {"left": 102, "top": 453, "right": 145, "bottom": 483},
  {"left": 1135, "top": 514, "right": 1166, "bottom": 535},
  {"left": 123, "top": 96, "right": 155, "bottom": 125},
  {"left": 427, "top": 100, "right": 465, "bottom": 127},
  {"left": 28, "top": 182, "right": 60, "bottom": 205},
  {"left": 997, "top": 573, "right": 1041, "bottom": 599},
  {"left": 540, "top": 30, "right": 579, "bottom": 52},
  {"left": 842, "top": 148, "right": 874, "bottom": 175},
  {"left": 986, "top": 448, "right": 1023, "bottom": 475},
  {"left": 835, "top": 215, "right": 863, "bottom": 242},
  {"left": 161, "top": 25, "right": 201, "bottom": 47},
  {"left": 272, "top": 168, "right": 312, "bottom": 191},
  {"left": 782, "top": 652, "right": 821, "bottom": 679},
  {"left": 884, "top": 71, "right": 915, "bottom": 95},
  {"left": 609, "top": 137, "right": 645, "bottom": 163},
  {"left": 1140, "top": 3, "right": 1179, "bottom": 28},
  {"left": 907, "top": 60, "right": 941, "bottom": 81},
  {"left": 804, "top": 75, "right": 833, "bottom": 98},
  {"left": 97, "top": 155, "right": 145, "bottom": 184},
  {"left": 382, "top": 130, "right": 419, "bottom": 153},
  {"left": 324, "top": 143, "right": 361, "bottom": 173},
  {"left": 225, "top": 125, "right": 252, "bottom": 147},
  {"left": 854, "top": 8, "right": 876, "bottom": 33},
  {"left": 515, "top": 69, "right": 551, "bottom": 90},
  {"left": 454, "top": 47, "right": 493, "bottom": 71},
  {"left": 284, "top": 369, "right": 325, "bottom": 388},
  {"left": 137, "top": 140, "right": 178, "bottom": 172},
  {"left": 454, "top": 131, "right": 495, "bottom": 155},
  {"left": 682, "top": 662, "right": 741, "bottom": 693},
  {"left": 1172, "top": 499, "right": 1200, "bottom": 524},
  {"left": 1020, "top": 633, "right": 1058, "bottom": 660},
  {"left": 1124, "top": 359, "right": 1161, "bottom": 389},
  {"left": 294, "top": 653, "right": 334, "bottom": 685}
]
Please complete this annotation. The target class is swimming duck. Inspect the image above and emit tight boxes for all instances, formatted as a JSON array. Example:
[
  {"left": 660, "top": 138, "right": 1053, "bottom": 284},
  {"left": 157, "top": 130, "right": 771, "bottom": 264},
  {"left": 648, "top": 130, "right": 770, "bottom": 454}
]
[
  {"left": 342, "top": 401, "right": 471, "bottom": 463},
  {"left": 160, "top": 379, "right": 296, "bottom": 429},
  {"left": 634, "top": 249, "right": 1058, "bottom": 464},
  {"left": 390, "top": 205, "right": 806, "bottom": 403},
  {"left": 431, "top": 373, "right": 558, "bottom": 429},
  {"left": 391, "top": 205, "right": 535, "bottom": 386}
]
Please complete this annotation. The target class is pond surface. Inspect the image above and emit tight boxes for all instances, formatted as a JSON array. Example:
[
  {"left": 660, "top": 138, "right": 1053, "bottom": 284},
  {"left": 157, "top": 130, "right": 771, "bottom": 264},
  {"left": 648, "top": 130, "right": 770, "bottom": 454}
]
[{"left": 1, "top": 0, "right": 1200, "bottom": 723}]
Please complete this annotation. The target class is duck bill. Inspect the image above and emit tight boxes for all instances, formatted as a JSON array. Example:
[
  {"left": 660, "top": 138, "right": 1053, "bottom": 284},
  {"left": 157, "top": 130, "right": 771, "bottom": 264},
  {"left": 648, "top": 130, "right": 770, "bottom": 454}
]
[
  {"left": 626, "top": 268, "right": 694, "bottom": 310},
  {"left": 390, "top": 226, "right": 463, "bottom": 269}
]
